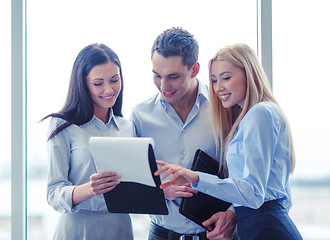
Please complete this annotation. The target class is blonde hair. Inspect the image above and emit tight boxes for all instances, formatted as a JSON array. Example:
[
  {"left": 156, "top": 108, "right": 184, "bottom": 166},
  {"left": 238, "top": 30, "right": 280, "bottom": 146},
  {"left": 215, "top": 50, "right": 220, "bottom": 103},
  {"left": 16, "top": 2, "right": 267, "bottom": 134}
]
[{"left": 208, "top": 43, "right": 295, "bottom": 176}]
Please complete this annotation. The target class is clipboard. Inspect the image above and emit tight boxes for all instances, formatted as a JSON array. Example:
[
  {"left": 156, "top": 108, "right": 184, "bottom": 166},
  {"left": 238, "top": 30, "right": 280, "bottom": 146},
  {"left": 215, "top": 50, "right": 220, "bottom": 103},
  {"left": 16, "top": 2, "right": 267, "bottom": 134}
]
[
  {"left": 179, "top": 149, "right": 231, "bottom": 230},
  {"left": 89, "top": 137, "right": 168, "bottom": 215}
]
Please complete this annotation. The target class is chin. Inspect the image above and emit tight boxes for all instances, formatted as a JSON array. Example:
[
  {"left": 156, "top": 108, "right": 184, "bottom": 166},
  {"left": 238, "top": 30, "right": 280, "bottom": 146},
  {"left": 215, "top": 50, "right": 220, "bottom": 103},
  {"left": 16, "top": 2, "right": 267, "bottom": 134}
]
[{"left": 221, "top": 102, "right": 233, "bottom": 109}]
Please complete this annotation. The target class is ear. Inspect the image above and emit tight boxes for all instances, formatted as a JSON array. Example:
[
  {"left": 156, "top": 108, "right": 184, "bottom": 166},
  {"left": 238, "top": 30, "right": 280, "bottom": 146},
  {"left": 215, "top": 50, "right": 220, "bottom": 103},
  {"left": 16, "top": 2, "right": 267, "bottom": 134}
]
[{"left": 191, "top": 62, "right": 200, "bottom": 78}]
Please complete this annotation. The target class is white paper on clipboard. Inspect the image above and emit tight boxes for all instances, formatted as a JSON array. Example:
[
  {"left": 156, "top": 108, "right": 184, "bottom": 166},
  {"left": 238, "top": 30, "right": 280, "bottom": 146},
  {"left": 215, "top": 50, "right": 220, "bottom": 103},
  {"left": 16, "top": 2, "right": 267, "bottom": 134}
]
[{"left": 89, "top": 137, "right": 156, "bottom": 187}]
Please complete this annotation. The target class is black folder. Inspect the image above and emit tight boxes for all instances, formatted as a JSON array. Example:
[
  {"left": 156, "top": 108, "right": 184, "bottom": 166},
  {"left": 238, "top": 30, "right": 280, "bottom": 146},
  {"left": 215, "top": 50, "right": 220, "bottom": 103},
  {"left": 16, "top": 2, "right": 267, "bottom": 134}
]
[
  {"left": 179, "top": 149, "right": 231, "bottom": 230},
  {"left": 103, "top": 144, "right": 168, "bottom": 215},
  {"left": 89, "top": 137, "right": 168, "bottom": 215}
]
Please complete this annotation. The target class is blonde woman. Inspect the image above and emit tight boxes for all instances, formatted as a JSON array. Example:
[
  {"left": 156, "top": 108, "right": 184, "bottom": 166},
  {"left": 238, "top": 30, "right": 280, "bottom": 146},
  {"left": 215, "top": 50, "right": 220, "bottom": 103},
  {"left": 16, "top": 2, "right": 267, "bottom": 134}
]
[{"left": 155, "top": 44, "right": 302, "bottom": 239}]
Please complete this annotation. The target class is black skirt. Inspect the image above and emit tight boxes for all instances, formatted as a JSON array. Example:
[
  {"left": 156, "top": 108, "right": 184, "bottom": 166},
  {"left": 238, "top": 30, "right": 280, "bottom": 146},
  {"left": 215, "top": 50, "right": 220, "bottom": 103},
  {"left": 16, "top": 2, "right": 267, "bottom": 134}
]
[{"left": 234, "top": 199, "right": 303, "bottom": 240}]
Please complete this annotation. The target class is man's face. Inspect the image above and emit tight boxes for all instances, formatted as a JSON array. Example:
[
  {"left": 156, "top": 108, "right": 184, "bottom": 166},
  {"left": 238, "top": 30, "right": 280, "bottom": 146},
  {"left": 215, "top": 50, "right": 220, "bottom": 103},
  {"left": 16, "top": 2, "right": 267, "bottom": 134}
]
[{"left": 152, "top": 52, "right": 195, "bottom": 105}]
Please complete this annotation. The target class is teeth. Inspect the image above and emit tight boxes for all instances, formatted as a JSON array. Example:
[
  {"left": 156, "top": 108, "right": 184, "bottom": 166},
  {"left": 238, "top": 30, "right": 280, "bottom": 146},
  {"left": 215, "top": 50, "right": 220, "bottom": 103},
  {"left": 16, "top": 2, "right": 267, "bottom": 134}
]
[
  {"left": 220, "top": 94, "right": 230, "bottom": 100},
  {"left": 164, "top": 91, "right": 175, "bottom": 95},
  {"left": 103, "top": 95, "right": 114, "bottom": 100}
]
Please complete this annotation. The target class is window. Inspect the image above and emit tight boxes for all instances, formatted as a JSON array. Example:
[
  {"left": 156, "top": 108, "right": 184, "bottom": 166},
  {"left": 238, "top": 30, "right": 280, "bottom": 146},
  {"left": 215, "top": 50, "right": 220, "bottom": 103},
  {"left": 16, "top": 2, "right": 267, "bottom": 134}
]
[
  {"left": 25, "top": 1, "right": 257, "bottom": 239},
  {"left": 6, "top": 1, "right": 329, "bottom": 239},
  {"left": 0, "top": 0, "right": 11, "bottom": 239},
  {"left": 10, "top": 1, "right": 330, "bottom": 239},
  {"left": 273, "top": 1, "right": 330, "bottom": 239}
]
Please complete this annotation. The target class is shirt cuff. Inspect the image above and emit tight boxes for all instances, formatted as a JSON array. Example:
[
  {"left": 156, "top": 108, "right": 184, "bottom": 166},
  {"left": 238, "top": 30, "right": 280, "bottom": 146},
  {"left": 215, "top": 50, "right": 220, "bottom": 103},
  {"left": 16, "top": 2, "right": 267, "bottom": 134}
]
[
  {"left": 227, "top": 204, "right": 235, "bottom": 213},
  {"left": 191, "top": 172, "right": 235, "bottom": 213},
  {"left": 191, "top": 171, "right": 218, "bottom": 195}
]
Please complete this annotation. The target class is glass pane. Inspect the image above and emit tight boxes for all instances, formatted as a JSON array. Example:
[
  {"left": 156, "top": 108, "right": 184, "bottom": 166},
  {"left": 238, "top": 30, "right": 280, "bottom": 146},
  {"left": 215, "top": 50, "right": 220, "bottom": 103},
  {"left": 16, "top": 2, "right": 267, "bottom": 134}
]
[
  {"left": 26, "top": 0, "right": 256, "bottom": 239},
  {"left": 273, "top": 1, "right": 330, "bottom": 239},
  {"left": 0, "top": 0, "right": 11, "bottom": 239}
]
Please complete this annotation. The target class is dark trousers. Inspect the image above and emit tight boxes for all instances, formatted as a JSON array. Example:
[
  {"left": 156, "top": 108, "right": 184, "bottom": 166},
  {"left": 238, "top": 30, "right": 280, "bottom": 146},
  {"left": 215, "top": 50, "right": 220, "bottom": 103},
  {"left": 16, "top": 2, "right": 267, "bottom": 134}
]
[
  {"left": 148, "top": 222, "right": 207, "bottom": 240},
  {"left": 234, "top": 199, "right": 303, "bottom": 240}
]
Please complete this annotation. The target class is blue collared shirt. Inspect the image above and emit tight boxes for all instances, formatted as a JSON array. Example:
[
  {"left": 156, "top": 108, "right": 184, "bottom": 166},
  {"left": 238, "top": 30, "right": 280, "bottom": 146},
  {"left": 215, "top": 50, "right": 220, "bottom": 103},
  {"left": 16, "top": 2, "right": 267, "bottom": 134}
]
[
  {"left": 130, "top": 80, "right": 218, "bottom": 234},
  {"left": 47, "top": 109, "right": 136, "bottom": 213},
  {"left": 194, "top": 102, "right": 293, "bottom": 210}
]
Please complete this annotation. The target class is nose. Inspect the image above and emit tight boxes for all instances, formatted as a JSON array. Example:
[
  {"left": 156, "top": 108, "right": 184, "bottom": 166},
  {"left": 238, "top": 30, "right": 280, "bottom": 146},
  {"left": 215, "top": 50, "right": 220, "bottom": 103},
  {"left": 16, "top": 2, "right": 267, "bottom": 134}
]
[
  {"left": 214, "top": 80, "right": 225, "bottom": 93},
  {"left": 160, "top": 78, "right": 171, "bottom": 91},
  {"left": 104, "top": 82, "right": 113, "bottom": 93}
]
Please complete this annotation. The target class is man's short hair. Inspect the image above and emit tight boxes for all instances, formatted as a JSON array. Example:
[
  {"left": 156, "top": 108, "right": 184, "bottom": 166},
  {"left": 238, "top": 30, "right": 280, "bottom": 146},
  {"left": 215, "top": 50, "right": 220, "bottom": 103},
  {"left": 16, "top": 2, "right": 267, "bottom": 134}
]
[{"left": 151, "top": 27, "right": 199, "bottom": 69}]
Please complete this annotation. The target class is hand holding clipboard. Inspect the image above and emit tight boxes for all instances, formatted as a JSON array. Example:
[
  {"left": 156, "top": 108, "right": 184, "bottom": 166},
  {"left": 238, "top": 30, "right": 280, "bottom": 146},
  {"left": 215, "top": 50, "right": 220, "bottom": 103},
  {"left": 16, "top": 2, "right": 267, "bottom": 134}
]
[{"left": 89, "top": 137, "right": 168, "bottom": 215}]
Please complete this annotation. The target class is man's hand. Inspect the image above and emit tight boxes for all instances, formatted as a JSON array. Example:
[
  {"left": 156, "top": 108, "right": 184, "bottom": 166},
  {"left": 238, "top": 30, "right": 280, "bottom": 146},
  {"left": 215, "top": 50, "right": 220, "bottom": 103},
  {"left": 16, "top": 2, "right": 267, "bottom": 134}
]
[
  {"left": 203, "top": 210, "right": 236, "bottom": 240},
  {"left": 163, "top": 183, "right": 198, "bottom": 200}
]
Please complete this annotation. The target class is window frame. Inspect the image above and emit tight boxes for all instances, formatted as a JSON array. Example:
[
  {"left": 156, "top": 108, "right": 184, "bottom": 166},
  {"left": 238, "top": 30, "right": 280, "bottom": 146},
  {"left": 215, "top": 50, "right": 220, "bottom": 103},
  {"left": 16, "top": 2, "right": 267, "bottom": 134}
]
[{"left": 11, "top": 0, "right": 26, "bottom": 239}]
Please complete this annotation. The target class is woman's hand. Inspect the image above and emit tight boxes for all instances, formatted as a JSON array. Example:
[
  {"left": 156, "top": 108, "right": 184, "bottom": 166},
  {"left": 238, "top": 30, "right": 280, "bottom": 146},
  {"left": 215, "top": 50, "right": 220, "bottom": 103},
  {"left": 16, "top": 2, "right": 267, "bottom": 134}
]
[
  {"left": 72, "top": 171, "right": 120, "bottom": 206},
  {"left": 89, "top": 171, "right": 120, "bottom": 196},
  {"left": 154, "top": 160, "right": 199, "bottom": 189},
  {"left": 163, "top": 183, "right": 198, "bottom": 200}
]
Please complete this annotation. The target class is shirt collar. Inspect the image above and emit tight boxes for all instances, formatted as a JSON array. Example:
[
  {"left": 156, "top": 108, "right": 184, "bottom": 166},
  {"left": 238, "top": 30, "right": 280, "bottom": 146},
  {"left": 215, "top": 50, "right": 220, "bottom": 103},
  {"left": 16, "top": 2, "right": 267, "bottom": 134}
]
[
  {"left": 110, "top": 109, "right": 120, "bottom": 131},
  {"left": 155, "top": 92, "right": 165, "bottom": 107},
  {"left": 197, "top": 78, "right": 209, "bottom": 101},
  {"left": 87, "top": 108, "right": 120, "bottom": 130}
]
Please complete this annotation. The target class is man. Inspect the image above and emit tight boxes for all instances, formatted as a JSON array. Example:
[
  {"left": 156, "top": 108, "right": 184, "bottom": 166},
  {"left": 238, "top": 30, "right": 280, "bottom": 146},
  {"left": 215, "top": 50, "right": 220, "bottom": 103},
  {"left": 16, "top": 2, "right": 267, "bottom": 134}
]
[{"left": 130, "top": 27, "right": 236, "bottom": 240}]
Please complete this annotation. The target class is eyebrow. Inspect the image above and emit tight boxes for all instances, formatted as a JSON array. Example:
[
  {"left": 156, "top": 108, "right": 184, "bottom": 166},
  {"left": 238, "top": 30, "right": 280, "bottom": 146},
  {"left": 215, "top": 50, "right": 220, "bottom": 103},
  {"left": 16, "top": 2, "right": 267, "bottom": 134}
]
[
  {"left": 92, "top": 74, "right": 120, "bottom": 81},
  {"left": 220, "top": 71, "right": 231, "bottom": 76},
  {"left": 152, "top": 70, "right": 180, "bottom": 77}
]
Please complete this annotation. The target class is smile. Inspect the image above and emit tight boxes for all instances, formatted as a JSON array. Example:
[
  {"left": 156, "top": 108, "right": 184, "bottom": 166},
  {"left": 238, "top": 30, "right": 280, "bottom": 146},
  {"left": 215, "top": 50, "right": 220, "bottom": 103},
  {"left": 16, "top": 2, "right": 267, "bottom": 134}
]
[
  {"left": 101, "top": 93, "right": 116, "bottom": 100},
  {"left": 163, "top": 90, "right": 176, "bottom": 97},
  {"left": 220, "top": 93, "right": 230, "bottom": 101}
]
